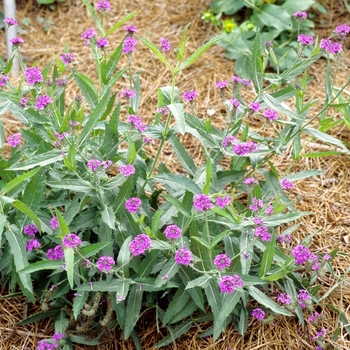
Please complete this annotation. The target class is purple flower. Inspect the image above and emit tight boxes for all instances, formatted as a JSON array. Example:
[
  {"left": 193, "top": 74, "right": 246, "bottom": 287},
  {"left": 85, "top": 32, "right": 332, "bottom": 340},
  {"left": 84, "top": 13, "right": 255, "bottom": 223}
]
[
  {"left": 36, "top": 95, "right": 52, "bottom": 110},
  {"left": 298, "top": 289, "right": 311, "bottom": 304},
  {"left": 120, "top": 89, "right": 136, "bottom": 99},
  {"left": 222, "top": 135, "right": 236, "bottom": 147},
  {"left": 97, "top": 38, "right": 109, "bottom": 48},
  {"left": 19, "top": 97, "right": 27, "bottom": 108},
  {"left": 55, "top": 78, "right": 67, "bottom": 87},
  {"left": 24, "top": 224, "right": 39, "bottom": 236},
  {"left": 129, "top": 234, "right": 151, "bottom": 256},
  {"left": 183, "top": 90, "right": 197, "bottom": 102},
  {"left": 281, "top": 178, "right": 294, "bottom": 189},
  {"left": 292, "top": 245, "right": 310, "bottom": 265},
  {"left": 277, "top": 293, "right": 291, "bottom": 305},
  {"left": 4, "top": 17, "right": 18, "bottom": 26},
  {"left": 277, "top": 234, "right": 291, "bottom": 243},
  {"left": 122, "top": 37, "right": 138, "bottom": 54},
  {"left": 120, "top": 164, "right": 135, "bottom": 177},
  {"left": 231, "top": 75, "right": 242, "bottom": 84},
  {"left": 125, "top": 25, "right": 137, "bottom": 33},
  {"left": 298, "top": 34, "right": 314, "bottom": 46},
  {"left": 52, "top": 332, "right": 64, "bottom": 342},
  {"left": 87, "top": 159, "right": 102, "bottom": 171},
  {"left": 175, "top": 246, "right": 192, "bottom": 266},
  {"left": 160, "top": 37, "right": 171, "bottom": 52},
  {"left": 243, "top": 177, "right": 258, "bottom": 185},
  {"left": 82, "top": 28, "right": 97, "bottom": 45},
  {"left": 293, "top": 11, "right": 307, "bottom": 20},
  {"left": 254, "top": 226, "right": 271, "bottom": 241},
  {"left": 263, "top": 108, "right": 278, "bottom": 121},
  {"left": 233, "top": 141, "right": 258, "bottom": 156},
  {"left": 334, "top": 24, "right": 350, "bottom": 39},
  {"left": 50, "top": 216, "right": 59, "bottom": 230},
  {"left": 320, "top": 38, "right": 342, "bottom": 54},
  {"left": 249, "top": 102, "right": 261, "bottom": 113},
  {"left": 312, "top": 261, "right": 321, "bottom": 270},
  {"left": 37, "top": 339, "right": 54, "bottom": 350},
  {"left": 26, "top": 238, "right": 41, "bottom": 252},
  {"left": 229, "top": 98, "right": 240, "bottom": 108},
  {"left": 125, "top": 197, "right": 142, "bottom": 213},
  {"left": 164, "top": 224, "right": 182, "bottom": 240},
  {"left": 218, "top": 275, "right": 244, "bottom": 293},
  {"left": 63, "top": 233, "right": 82, "bottom": 248},
  {"left": 25, "top": 67, "right": 43, "bottom": 85},
  {"left": 323, "top": 253, "right": 331, "bottom": 261},
  {"left": 96, "top": 0, "right": 111, "bottom": 11},
  {"left": 46, "top": 245, "right": 64, "bottom": 260},
  {"left": 253, "top": 217, "right": 264, "bottom": 225},
  {"left": 241, "top": 79, "right": 252, "bottom": 87},
  {"left": 10, "top": 37, "right": 24, "bottom": 46},
  {"left": 249, "top": 197, "right": 264, "bottom": 212},
  {"left": 252, "top": 308, "right": 265, "bottom": 320},
  {"left": 193, "top": 194, "right": 213, "bottom": 211},
  {"left": 143, "top": 136, "right": 153, "bottom": 143},
  {"left": 312, "top": 328, "right": 327, "bottom": 341},
  {"left": 0, "top": 74, "right": 9, "bottom": 87},
  {"left": 308, "top": 311, "right": 321, "bottom": 323},
  {"left": 7, "top": 133, "right": 21, "bottom": 147},
  {"left": 265, "top": 205, "right": 273, "bottom": 215},
  {"left": 156, "top": 106, "right": 170, "bottom": 114},
  {"left": 215, "top": 195, "right": 231, "bottom": 208},
  {"left": 60, "top": 53, "right": 74, "bottom": 64},
  {"left": 97, "top": 256, "right": 115, "bottom": 272},
  {"left": 216, "top": 80, "right": 228, "bottom": 89},
  {"left": 213, "top": 254, "right": 231, "bottom": 270},
  {"left": 127, "top": 114, "right": 148, "bottom": 132}
]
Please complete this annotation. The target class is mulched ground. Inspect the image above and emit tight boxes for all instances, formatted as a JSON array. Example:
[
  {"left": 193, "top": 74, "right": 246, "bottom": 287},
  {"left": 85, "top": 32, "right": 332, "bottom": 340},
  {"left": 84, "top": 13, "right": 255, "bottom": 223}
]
[{"left": 0, "top": 0, "right": 350, "bottom": 349}]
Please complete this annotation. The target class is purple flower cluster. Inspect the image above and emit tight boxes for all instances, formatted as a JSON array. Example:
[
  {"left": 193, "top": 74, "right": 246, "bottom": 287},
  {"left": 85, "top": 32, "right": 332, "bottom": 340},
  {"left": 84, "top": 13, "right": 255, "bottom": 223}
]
[
  {"left": 231, "top": 75, "right": 251, "bottom": 87},
  {"left": 119, "top": 164, "right": 135, "bottom": 177},
  {"left": 277, "top": 233, "right": 292, "bottom": 243},
  {"left": 308, "top": 311, "right": 321, "bottom": 323},
  {"left": 96, "top": 0, "right": 111, "bottom": 11},
  {"left": 97, "top": 38, "right": 109, "bottom": 48},
  {"left": 10, "top": 37, "right": 24, "bottom": 46},
  {"left": 0, "top": 74, "right": 9, "bottom": 87},
  {"left": 60, "top": 53, "right": 74, "bottom": 64},
  {"left": 4, "top": 17, "right": 18, "bottom": 26},
  {"left": 26, "top": 238, "right": 41, "bottom": 252},
  {"left": 125, "top": 25, "right": 137, "bottom": 33},
  {"left": 249, "top": 102, "right": 261, "bottom": 113},
  {"left": 175, "top": 246, "right": 192, "bottom": 265},
  {"left": 7, "top": 133, "right": 21, "bottom": 147},
  {"left": 183, "top": 90, "right": 197, "bottom": 102},
  {"left": 125, "top": 197, "right": 142, "bottom": 213},
  {"left": 233, "top": 141, "right": 258, "bottom": 156},
  {"left": 160, "top": 37, "right": 171, "bottom": 52},
  {"left": 46, "top": 245, "right": 64, "bottom": 260},
  {"left": 55, "top": 78, "right": 67, "bottom": 87},
  {"left": 265, "top": 205, "right": 274, "bottom": 215},
  {"left": 298, "top": 289, "right": 311, "bottom": 308},
  {"left": 128, "top": 114, "right": 148, "bottom": 132},
  {"left": 156, "top": 106, "right": 170, "bottom": 114},
  {"left": 82, "top": 28, "right": 97, "bottom": 45},
  {"left": 292, "top": 245, "right": 310, "bottom": 265},
  {"left": 243, "top": 177, "right": 258, "bottom": 186},
  {"left": 254, "top": 225, "right": 271, "bottom": 241},
  {"left": 249, "top": 197, "right": 264, "bottom": 212},
  {"left": 123, "top": 37, "right": 138, "bottom": 54},
  {"left": 334, "top": 24, "right": 350, "bottom": 39},
  {"left": 37, "top": 332, "right": 64, "bottom": 350},
  {"left": 213, "top": 254, "right": 231, "bottom": 270},
  {"left": 277, "top": 293, "right": 291, "bottom": 305},
  {"left": 120, "top": 89, "right": 136, "bottom": 99},
  {"left": 97, "top": 256, "right": 115, "bottom": 272},
  {"left": 129, "top": 234, "right": 151, "bottom": 256},
  {"left": 298, "top": 34, "right": 314, "bottom": 46},
  {"left": 164, "top": 224, "right": 182, "bottom": 240},
  {"left": 281, "top": 178, "right": 294, "bottom": 189},
  {"left": 25, "top": 67, "right": 43, "bottom": 85},
  {"left": 222, "top": 135, "right": 236, "bottom": 147},
  {"left": 312, "top": 328, "right": 327, "bottom": 341},
  {"left": 87, "top": 159, "right": 112, "bottom": 171},
  {"left": 215, "top": 195, "right": 231, "bottom": 208},
  {"left": 218, "top": 274, "right": 244, "bottom": 293},
  {"left": 320, "top": 38, "right": 342, "bottom": 55},
  {"left": 63, "top": 233, "right": 82, "bottom": 248},
  {"left": 50, "top": 216, "right": 59, "bottom": 230},
  {"left": 36, "top": 95, "right": 52, "bottom": 110},
  {"left": 193, "top": 194, "right": 213, "bottom": 211},
  {"left": 216, "top": 80, "right": 228, "bottom": 89},
  {"left": 293, "top": 11, "right": 307, "bottom": 20},
  {"left": 263, "top": 108, "right": 278, "bottom": 121},
  {"left": 252, "top": 308, "right": 265, "bottom": 320},
  {"left": 253, "top": 217, "right": 264, "bottom": 225},
  {"left": 24, "top": 224, "right": 39, "bottom": 236},
  {"left": 19, "top": 97, "right": 27, "bottom": 108},
  {"left": 229, "top": 98, "right": 241, "bottom": 108}
]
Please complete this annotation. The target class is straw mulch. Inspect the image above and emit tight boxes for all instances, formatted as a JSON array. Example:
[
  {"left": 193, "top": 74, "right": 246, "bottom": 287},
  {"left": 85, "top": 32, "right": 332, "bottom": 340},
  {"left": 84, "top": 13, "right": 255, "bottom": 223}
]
[{"left": 0, "top": 0, "right": 350, "bottom": 349}]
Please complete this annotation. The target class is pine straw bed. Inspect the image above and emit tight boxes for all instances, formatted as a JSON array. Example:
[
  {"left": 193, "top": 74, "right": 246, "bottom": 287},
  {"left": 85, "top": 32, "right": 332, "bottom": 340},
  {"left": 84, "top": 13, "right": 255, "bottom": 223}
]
[{"left": 0, "top": 0, "right": 350, "bottom": 349}]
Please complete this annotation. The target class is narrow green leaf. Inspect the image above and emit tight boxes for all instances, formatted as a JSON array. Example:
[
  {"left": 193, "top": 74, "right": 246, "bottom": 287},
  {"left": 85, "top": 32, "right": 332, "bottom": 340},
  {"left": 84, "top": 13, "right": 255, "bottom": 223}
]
[
  {"left": 124, "top": 284, "right": 143, "bottom": 339},
  {"left": 106, "top": 11, "right": 139, "bottom": 37},
  {"left": 73, "top": 291, "right": 89, "bottom": 320},
  {"left": 12, "top": 200, "right": 41, "bottom": 231},
  {"left": 117, "top": 236, "right": 132, "bottom": 277},
  {"left": 0, "top": 168, "right": 39, "bottom": 196},
  {"left": 185, "top": 275, "right": 211, "bottom": 289},
  {"left": 168, "top": 103, "right": 185, "bottom": 135},
  {"left": 155, "top": 320, "right": 192, "bottom": 348},
  {"left": 154, "top": 259, "right": 180, "bottom": 287},
  {"left": 54, "top": 209, "right": 71, "bottom": 236},
  {"left": 104, "top": 42, "right": 122, "bottom": 81},
  {"left": 203, "top": 155, "right": 212, "bottom": 195},
  {"left": 101, "top": 206, "right": 116, "bottom": 230},
  {"left": 64, "top": 247, "right": 75, "bottom": 289},
  {"left": 162, "top": 194, "right": 191, "bottom": 217},
  {"left": 204, "top": 279, "right": 222, "bottom": 319},
  {"left": 126, "top": 133, "right": 136, "bottom": 164},
  {"left": 18, "top": 309, "right": 60, "bottom": 325},
  {"left": 80, "top": 242, "right": 112, "bottom": 259},
  {"left": 0, "top": 214, "right": 6, "bottom": 242},
  {"left": 154, "top": 173, "right": 201, "bottom": 194},
  {"left": 259, "top": 232, "right": 276, "bottom": 278},
  {"left": 285, "top": 170, "right": 322, "bottom": 181},
  {"left": 81, "top": 0, "right": 104, "bottom": 35},
  {"left": 8, "top": 151, "right": 63, "bottom": 171},
  {"left": 73, "top": 72, "right": 98, "bottom": 109},
  {"left": 19, "top": 260, "right": 63, "bottom": 274},
  {"left": 163, "top": 287, "right": 190, "bottom": 325},
  {"left": 0, "top": 119, "right": 5, "bottom": 148},
  {"left": 47, "top": 179, "right": 92, "bottom": 192}
]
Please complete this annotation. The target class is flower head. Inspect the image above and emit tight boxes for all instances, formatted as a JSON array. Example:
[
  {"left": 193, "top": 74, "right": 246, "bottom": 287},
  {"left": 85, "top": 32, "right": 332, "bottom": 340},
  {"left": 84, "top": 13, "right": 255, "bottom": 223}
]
[
  {"left": 55, "top": 78, "right": 67, "bottom": 87},
  {"left": 125, "top": 197, "right": 142, "bottom": 213},
  {"left": 120, "top": 89, "right": 136, "bottom": 99},
  {"left": 97, "top": 256, "right": 115, "bottom": 272},
  {"left": 156, "top": 106, "right": 170, "bottom": 114},
  {"left": 160, "top": 37, "right": 171, "bottom": 52},
  {"left": 297, "top": 34, "right": 314, "bottom": 46},
  {"left": 254, "top": 225, "right": 271, "bottom": 241},
  {"left": 46, "top": 245, "right": 64, "bottom": 260},
  {"left": 320, "top": 38, "right": 342, "bottom": 54},
  {"left": 0, "top": 74, "right": 9, "bottom": 87},
  {"left": 263, "top": 108, "right": 278, "bottom": 121},
  {"left": 175, "top": 246, "right": 192, "bottom": 266},
  {"left": 82, "top": 28, "right": 97, "bottom": 45},
  {"left": 215, "top": 195, "right": 231, "bottom": 208},
  {"left": 63, "top": 233, "right": 82, "bottom": 248},
  {"left": 36, "top": 95, "right": 52, "bottom": 110},
  {"left": 26, "top": 238, "right": 41, "bottom": 252},
  {"left": 19, "top": 97, "right": 27, "bottom": 108},
  {"left": 216, "top": 80, "right": 228, "bottom": 89},
  {"left": 122, "top": 37, "right": 138, "bottom": 54},
  {"left": 96, "top": 1, "right": 111, "bottom": 11},
  {"left": 60, "top": 53, "right": 74, "bottom": 64},
  {"left": 281, "top": 178, "right": 294, "bottom": 189},
  {"left": 4, "top": 17, "right": 18, "bottom": 26},
  {"left": 129, "top": 234, "right": 151, "bottom": 256},
  {"left": 243, "top": 177, "right": 258, "bottom": 186},
  {"left": 213, "top": 254, "right": 231, "bottom": 270},
  {"left": 229, "top": 98, "right": 241, "bottom": 108},
  {"left": 164, "top": 224, "right": 182, "bottom": 240},
  {"left": 292, "top": 245, "right": 310, "bottom": 265},
  {"left": 10, "top": 37, "right": 24, "bottom": 47},
  {"left": 222, "top": 135, "right": 236, "bottom": 147},
  {"left": 277, "top": 293, "right": 291, "bottom": 305},
  {"left": 24, "top": 224, "right": 39, "bottom": 236},
  {"left": 7, "top": 133, "right": 21, "bottom": 147},
  {"left": 97, "top": 37, "right": 109, "bottom": 48},
  {"left": 293, "top": 11, "right": 307, "bottom": 20},
  {"left": 87, "top": 159, "right": 102, "bottom": 172},
  {"left": 183, "top": 90, "right": 197, "bottom": 102},
  {"left": 193, "top": 194, "right": 213, "bottom": 211},
  {"left": 334, "top": 24, "right": 350, "bottom": 39},
  {"left": 125, "top": 25, "right": 137, "bottom": 33},
  {"left": 252, "top": 308, "right": 265, "bottom": 320},
  {"left": 249, "top": 197, "right": 264, "bottom": 212},
  {"left": 219, "top": 275, "right": 244, "bottom": 293},
  {"left": 233, "top": 141, "right": 258, "bottom": 156},
  {"left": 50, "top": 216, "right": 59, "bottom": 230},
  {"left": 25, "top": 67, "right": 43, "bottom": 85},
  {"left": 119, "top": 164, "right": 135, "bottom": 177},
  {"left": 249, "top": 102, "right": 261, "bottom": 113}
]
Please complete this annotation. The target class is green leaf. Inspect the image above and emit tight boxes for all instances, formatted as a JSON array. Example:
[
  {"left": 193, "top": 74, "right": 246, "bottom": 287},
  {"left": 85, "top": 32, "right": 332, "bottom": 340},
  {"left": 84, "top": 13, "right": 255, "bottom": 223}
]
[
  {"left": 154, "top": 320, "right": 192, "bottom": 348},
  {"left": 114, "top": 177, "right": 135, "bottom": 214},
  {"left": 117, "top": 236, "right": 132, "bottom": 277},
  {"left": 327, "top": 303, "right": 350, "bottom": 336},
  {"left": 8, "top": 150, "right": 63, "bottom": 171},
  {"left": 0, "top": 119, "right": 5, "bottom": 148},
  {"left": 285, "top": 170, "right": 322, "bottom": 181},
  {"left": 0, "top": 214, "right": 7, "bottom": 243},
  {"left": 178, "top": 35, "right": 222, "bottom": 72},
  {"left": 12, "top": 200, "right": 41, "bottom": 231},
  {"left": 259, "top": 232, "right": 276, "bottom": 278},
  {"left": 248, "top": 286, "right": 293, "bottom": 316},
  {"left": 104, "top": 42, "right": 123, "bottom": 81},
  {"left": 154, "top": 258, "right": 180, "bottom": 287},
  {"left": 154, "top": 173, "right": 201, "bottom": 194},
  {"left": 163, "top": 287, "right": 190, "bottom": 325},
  {"left": 73, "top": 291, "right": 89, "bottom": 320},
  {"left": 185, "top": 274, "right": 211, "bottom": 289},
  {"left": 19, "top": 260, "right": 63, "bottom": 274},
  {"left": 162, "top": 194, "right": 191, "bottom": 217},
  {"left": 78, "top": 88, "right": 110, "bottom": 147},
  {"left": 101, "top": 206, "right": 116, "bottom": 230},
  {"left": 302, "top": 151, "right": 343, "bottom": 158},
  {"left": 250, "top": 30, "right": 262, "bottom": 92},
  {"left": 106, "top": 11, "right": 139, "bottom": 37},
  {"left": 204, "top": 279, "right": 222, "bottom": 319},
  {"left": 64, "top": 247, "right": 75, "bottom": 289},
  {"left": 18, "top": 309, "right": 60, "bottom": 325},
  {"left": 256, "top": 4, "right": 293, "bottom": 32},
  {"left": 126, "top": 133, "right": 136, "bottom": 164},
  {"left": 80, "top": 242, "right": 112, "bottom": 259},
  {"left": 124, "top": 284, "right": 143, "bottom": 339},
  {"left": 168, "top": 103, "right": 185, "bottom": 135},
  {"left": 47, "top": 179, "right": 92, "bottom": 192},
  {"left": 81, "top": 0, "right": 104, "bottom": 35},
  {"left": 203, "top": 155, "right": 212, "bottom": 195},
  {"left": 54, "top": 209, "right": 70, "bottom": 236},
  {"left": 73, "top": 72, "right": 98, "bottom": 109},
  {"left": 137, "top": 36, "right": 172, "bottom": 70},
  {"left": 0, "top": 168, "right": 39, "bottom": 196}
]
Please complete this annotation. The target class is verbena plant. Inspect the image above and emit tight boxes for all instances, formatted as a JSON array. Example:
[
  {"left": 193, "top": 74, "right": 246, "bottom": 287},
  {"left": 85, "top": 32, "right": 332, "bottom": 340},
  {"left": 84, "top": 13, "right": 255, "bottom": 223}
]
[
  {"left": 0, "top": 1, "right": 349, "bottom": 349},
  {"left": 202, "top": 0, "right": 327, "bottom": 75}
]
